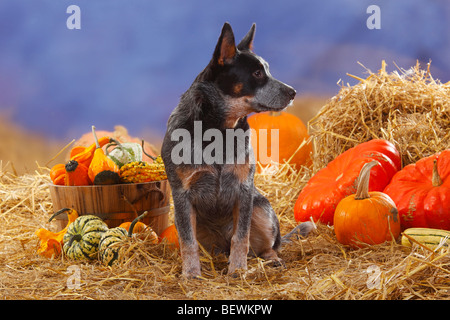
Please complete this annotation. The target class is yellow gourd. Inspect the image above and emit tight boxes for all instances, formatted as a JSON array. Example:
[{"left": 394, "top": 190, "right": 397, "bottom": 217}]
[{"left": 35, "top": 208, "right": 79, "bottom": 258}]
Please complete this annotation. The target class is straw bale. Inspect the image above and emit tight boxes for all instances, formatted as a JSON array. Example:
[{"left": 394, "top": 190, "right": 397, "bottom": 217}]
[{"left": 309, "top": 61, "right": 450, "bottom": 171}]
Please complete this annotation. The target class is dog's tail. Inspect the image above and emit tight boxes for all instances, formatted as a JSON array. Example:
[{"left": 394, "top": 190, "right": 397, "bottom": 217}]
[{"left": 281, "top": 221, "right": 315, "bottom": 244}]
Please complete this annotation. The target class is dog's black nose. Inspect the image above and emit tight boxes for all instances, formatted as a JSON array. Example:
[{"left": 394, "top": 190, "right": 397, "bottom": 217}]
[{"left": 285, "top": 85, "right": 296, "bottom": 100}]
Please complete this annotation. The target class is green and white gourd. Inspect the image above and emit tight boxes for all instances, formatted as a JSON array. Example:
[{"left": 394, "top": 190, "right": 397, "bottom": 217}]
[
  {"left": 106, "top": 139, "right": 143, "bottom": 168},
  {"left": 63, "top": 215, "right": 109, "bottom": 260},
  {"left": 98, "top": 211, "right": 148, "bottom": 266}
]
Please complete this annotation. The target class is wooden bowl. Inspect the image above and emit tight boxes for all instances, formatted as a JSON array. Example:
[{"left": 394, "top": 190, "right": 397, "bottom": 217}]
[{"left": 49, "top": 180, "right": 171, "bottom": 235}]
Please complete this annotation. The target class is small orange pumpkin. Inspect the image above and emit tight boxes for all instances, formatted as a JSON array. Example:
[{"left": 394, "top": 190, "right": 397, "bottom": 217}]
[
  {"left": 247, "top": 111, "right": 312, "bottom": 171},
  {"left": 64, "top": 160, "right": 91, "bottom": 186},
  {"left": 119, "top": 220, "right": 147, "bottom": 234},
  {"left": 118, "top": 212, "right": 158, "bottom": 243},
  {"left": 50, "top": 163, "right": 66, "bottom": 185},
  {"left": 333, "top": 161, "right": 401, "bottom": 248},
  {"left": 159, "top": 224, "right": 179, "bottom": 249}
]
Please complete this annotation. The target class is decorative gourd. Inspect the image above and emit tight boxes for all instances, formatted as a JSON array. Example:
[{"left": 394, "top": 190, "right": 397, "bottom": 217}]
[
  {"left": 99, "top": 212, "right": 155, "bottom": 266},
  {"left": 247, "top": 111, "right": 312, "bottom": 170},
  {"left": 119, "top": 158, "right": 167, "bottom": 183},
  {"left": 88, "top": 126, "right": 120, "bottom": 185},
  {"left": 98, "top": 227, "right": 129, "bottom": 266},
  {"left": 106, "top": 139, "right": 143, "bottom": 168},
  {"left": 333, "top": 161, "right": 401, "bottom": 248},
  {"left": 50, "top": 136, "right": 111, "bottom": 184},
  {"left": 64, "top": 160, "right": 91, "bottom": 186},
  {"left": 63, "top": 215, "right": 109, "bottom": 260},
  {"left": 401, "top": 228, "right": 450, "bottom": 250},
  {"left": 72, "top": 125, "right": 158, "bottom": 163},
  {"left": 384, "top": 150, "right": 450, "bottom": 230},
  {"left": 294, "top": 139, "right": 401, "bottom": 225},
  {"left": 35, "top": 208, "right": 79, "bottom": 258},
  {"left": 50, "top": 163, "right": 66, "bottom": 185},
  {"left": 70, "top": 136, "right": 111, "bottom": 167},
  {"left": 159, "top": 224, "right": 179, "bottom": 249}
]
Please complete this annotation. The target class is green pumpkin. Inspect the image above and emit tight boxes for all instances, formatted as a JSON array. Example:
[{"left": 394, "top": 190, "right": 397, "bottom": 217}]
[
  {"left": 98, "top": 211, "right": 148, "bottom": 266},
  {"left": 63, "top": 215, "right": 109, "bottom": 260}
]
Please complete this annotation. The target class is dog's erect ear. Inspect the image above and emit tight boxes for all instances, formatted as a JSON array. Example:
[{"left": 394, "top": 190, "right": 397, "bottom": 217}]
[
  {"left": 237, "top": 23, "right": 256, "bottom": 51},
  {"left": 213, "top": 22, "right": 236, "bottom": 66}
]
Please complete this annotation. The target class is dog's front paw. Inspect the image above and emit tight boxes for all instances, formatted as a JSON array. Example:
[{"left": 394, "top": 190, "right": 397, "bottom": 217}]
[
  {"left": 181, "top": 254, "right": 202, "bottom": 279},
  {"left": 227, "top": 266, "right": 247, "bottom": 278},
  {"left": 228, "top": 257, "right": 248, "bottom": 276},
  {"left": 182, "top": 266, "right": 202, "bottom": 279}
]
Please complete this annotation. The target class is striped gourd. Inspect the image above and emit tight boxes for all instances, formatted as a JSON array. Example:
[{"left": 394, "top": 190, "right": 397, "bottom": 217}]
[
  {"left": 98, "top": 227, "right": 129, "bottom": 266},
  {"left": 63, "top": 215, "right": 109, "bottom": 260},
  {"left": 401, "top": 228, "right": 450, "bottom": 250},
  {"left": 98, "top": 211, "right": 148, "bottom": 266}
]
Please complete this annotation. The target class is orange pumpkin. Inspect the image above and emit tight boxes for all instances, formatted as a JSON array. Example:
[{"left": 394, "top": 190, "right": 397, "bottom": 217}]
[
  {"left": 119, "top": 220, "right": 147, "bottom": 234},
  {"left": 247, "top": 111, "right": 312, "bottom": 170},
  {"left": 384, "top": 150, "right": 450, "bottom": 230},
  {"left": 119, "top": 214, "right": 158, "bottom": 243},
  {"left": 64, "top": 160, "right": 91, "bottom": 186},
  {"left": 50, "top": 163, "right": 66, "bottom": 185},
  {"left": 333, "top": 161, "right": 401, "bottom": 248},
  {"left": 159, "top": 224, "right": 179, "bottom": 249}
]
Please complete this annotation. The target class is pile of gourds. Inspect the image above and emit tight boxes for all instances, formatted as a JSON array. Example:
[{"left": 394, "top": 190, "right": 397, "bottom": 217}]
[
  {"left": 36, "top": 208, "right": 180, "bottom": 265},
  {"left": 49, "top": 126, "right": 166, "bottom": 186},
  {"left": 294, "top": 139, "right": 450, "bottom": 250},
  {"left": 36, "top": 209, "right": 159, "bottom": 265}
]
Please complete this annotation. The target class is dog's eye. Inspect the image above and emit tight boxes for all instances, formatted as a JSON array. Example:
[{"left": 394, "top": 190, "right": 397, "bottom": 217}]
[{"left": 253, "top": 70, "right": 264, "bottom": 79}]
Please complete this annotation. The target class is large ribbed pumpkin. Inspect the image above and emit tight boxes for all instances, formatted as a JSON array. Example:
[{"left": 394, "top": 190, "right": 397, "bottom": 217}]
[
  {"left": 247, "top": 111, "right": 312, "bottom": 170},
  {"left": 384, "top": 150, "right": 450, "bottom": 230},
  {"left": 63, "top": 215, "right": 109, "bottom": 260}
]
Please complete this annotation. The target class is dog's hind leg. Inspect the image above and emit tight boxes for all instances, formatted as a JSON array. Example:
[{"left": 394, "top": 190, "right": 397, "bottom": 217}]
[{"left": 248, "top": 191, "right": 284, "bottom": 266}]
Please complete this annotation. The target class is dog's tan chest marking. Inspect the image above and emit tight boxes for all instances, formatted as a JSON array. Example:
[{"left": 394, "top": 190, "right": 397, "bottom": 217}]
[
  {"left": 176, "top": 166, "right": 217, "bottom": 190},
  {"left": 224, "top": 96, "right": 254, "bottom": 128},
  {"left": 223, "top": 163, "right": 250, "bottom": 183}
]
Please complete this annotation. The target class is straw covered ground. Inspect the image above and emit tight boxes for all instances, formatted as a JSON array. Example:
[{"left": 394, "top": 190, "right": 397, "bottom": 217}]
[
  {"left": 1, "top": 162, "right": 449, "bottom": 300},
  {"left": 0, "top": 61, "right": 449, "bottom": 300}
]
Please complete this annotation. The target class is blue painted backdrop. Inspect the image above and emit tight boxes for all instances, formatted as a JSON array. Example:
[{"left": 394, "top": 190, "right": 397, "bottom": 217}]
[{"left": 0, "top": 0, "right": 449, "bottom": 140}]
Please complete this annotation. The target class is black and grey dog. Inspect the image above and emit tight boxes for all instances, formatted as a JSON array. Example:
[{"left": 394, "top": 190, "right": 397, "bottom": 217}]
[{"left": 161, "top": 23, "right": 311, "bottom": 278}]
